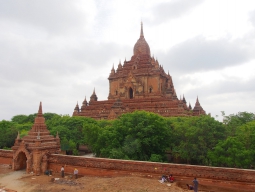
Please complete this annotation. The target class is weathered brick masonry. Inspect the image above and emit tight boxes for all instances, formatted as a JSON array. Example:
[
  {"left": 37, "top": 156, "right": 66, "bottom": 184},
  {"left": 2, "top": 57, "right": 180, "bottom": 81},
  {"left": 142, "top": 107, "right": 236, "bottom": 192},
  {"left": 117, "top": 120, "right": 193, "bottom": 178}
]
[
  {"left": 47, "top": 154, "right": 255, "bottom": 183},
  {"left": 1, "top": 149, "right": 255, "bottom": 183},
  {"left": 73, "top": 23, "right": 206, "bottom": 120},
  {"left": 0, "top": 149, "right": 12, "bottom": 165}
]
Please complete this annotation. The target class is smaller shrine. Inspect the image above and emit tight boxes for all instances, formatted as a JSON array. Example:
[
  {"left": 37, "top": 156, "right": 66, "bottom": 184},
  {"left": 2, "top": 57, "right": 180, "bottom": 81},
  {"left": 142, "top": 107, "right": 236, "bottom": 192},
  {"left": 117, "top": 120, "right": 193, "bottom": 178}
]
[{"left": 11, "top": 102, "right": 61, "bottom": 175}]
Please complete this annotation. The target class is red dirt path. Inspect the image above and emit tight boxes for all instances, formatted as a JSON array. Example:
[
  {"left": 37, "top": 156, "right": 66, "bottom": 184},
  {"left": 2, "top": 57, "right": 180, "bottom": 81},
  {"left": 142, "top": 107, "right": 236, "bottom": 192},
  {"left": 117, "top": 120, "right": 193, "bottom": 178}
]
[{"left": 1, "top": 164, "right": 255, "bottom": 192}]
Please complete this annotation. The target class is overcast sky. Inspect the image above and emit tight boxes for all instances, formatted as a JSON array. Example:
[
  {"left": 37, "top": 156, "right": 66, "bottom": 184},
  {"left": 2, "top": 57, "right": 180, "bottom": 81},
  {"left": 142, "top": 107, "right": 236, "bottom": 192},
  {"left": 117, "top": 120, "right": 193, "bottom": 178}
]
[{"left": 1, "top": 0, "right": 255, "bottom": 121}]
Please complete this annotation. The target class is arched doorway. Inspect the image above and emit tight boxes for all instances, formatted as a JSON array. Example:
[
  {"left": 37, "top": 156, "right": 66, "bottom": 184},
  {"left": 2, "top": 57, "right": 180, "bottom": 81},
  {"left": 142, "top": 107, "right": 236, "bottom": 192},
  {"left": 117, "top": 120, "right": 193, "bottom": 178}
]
[
  {"left": 129, "top": 87, "right": 133, "bottom": 99},
  {"left": 15, "top": 152, "right": 27, "bottom": 170}
]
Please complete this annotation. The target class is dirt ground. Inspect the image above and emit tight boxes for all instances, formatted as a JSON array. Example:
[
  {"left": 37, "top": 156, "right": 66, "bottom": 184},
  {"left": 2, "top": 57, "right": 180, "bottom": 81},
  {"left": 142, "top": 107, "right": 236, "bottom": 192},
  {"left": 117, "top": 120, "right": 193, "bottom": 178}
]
[{"left": 1, "top": 164, "right": 255, "bottom": 192}]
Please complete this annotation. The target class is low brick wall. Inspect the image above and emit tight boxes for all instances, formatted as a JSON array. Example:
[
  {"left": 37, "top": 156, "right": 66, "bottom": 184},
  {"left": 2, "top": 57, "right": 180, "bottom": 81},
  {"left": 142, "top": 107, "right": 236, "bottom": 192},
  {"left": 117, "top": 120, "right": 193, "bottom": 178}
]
[
  {"left": 48, "top": 154, "right": 255, "bottom": 183},
  {"left": 0, "top": 149, "right": 13, "bottom": 165}
]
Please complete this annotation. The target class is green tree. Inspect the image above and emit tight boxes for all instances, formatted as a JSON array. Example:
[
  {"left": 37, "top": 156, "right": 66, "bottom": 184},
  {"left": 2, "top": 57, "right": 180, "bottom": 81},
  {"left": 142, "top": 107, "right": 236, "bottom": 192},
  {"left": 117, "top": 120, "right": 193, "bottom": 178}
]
[
  {"left": 90, "top": 111, "right": 171, "bottom": 161},
  {"left": 11, "top": 115, "right": 29, "bottom": 124},
  {"left": 235, "top": 120, "right": 255, "bottom": 167},
  {"left": 224, "top": 112, "right": 255, "bottom": 136},
  {"left": 82, "top": 123, "right": 102, "bottom": 154},
  {"left": 0, "top": 120, "right": 18, "bottom": 148},
  {"left": 47, "top": 114, "right": 98, "bottom": 155},
  {"left": 170, "top": 115, "right": 226, "bottom": 165},
  {"left": 207, "top": 137, "right": 252, "bottom": 168}
]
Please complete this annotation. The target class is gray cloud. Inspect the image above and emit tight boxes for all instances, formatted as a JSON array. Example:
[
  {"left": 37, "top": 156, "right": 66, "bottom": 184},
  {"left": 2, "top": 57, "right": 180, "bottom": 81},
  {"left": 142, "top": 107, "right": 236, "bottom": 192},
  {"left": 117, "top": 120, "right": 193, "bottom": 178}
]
[
  {"left": 0, "top": 0, "right": 254, "bottom": 122},
  {"left": 203, "top": 91, "right": 255, "bottom": 118},
  {"left": 172, "top": 75, "right": 255, "bottom": 117},
  {"left": 69, "top": 42, "right": 131, "bottom": 68},
  {"left": 0, "top": 34, "right": 130, "bottom": 85},
  {"left": 0, "top": 0, "right": 88, "bottom": 35},
  {"left": 181, "top": 76, "right": 255, "bottom": 98},
  {"left": 249, "top": 9, "right": 255, "bottom": 28},
  {"left": 0, "top": 35, "right": 129, "bottom": 120},
  {"left": 146, "top": 0, "right": 204, "bottom": 24},
  {"left": 157, "top": 36, "right": 252, "bottom": 73}
]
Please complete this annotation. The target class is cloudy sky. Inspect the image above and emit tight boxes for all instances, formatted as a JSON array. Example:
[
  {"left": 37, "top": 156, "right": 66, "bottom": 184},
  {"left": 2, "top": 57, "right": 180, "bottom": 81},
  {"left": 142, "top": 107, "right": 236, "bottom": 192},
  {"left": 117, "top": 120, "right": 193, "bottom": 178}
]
[{"left": 1, "top": 0, "right": 255, "bottom": 121}]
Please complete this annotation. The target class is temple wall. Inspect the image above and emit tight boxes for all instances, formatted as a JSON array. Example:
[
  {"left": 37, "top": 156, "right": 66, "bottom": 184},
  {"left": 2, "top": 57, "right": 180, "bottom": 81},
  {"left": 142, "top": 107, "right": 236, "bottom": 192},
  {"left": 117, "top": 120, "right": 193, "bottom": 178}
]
[
  {"left": 0, "top": 149, "right": 13, "bottom": 165},
  {"left": 1, "top": 151, "right": 254, "bottom": 183},
  {"left": 47, "top": 154, "right": 255, "bottom": 183},
  {"left": 148, "top": 76, "right": 159, "bottom": 92}
]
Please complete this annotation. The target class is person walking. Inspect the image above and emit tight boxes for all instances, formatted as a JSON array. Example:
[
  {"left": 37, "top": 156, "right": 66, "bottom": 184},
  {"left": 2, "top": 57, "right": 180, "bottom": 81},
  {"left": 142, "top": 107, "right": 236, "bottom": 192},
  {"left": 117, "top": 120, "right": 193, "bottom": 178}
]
[
  {"left": 193, "top": 177, "right": 199, "bottom": 192},
  {"left": 74, "top": 168, "right": 78, "bottom": 179},
  {"left": 61, "top": 166, "right": 64, "bottom": 178}
]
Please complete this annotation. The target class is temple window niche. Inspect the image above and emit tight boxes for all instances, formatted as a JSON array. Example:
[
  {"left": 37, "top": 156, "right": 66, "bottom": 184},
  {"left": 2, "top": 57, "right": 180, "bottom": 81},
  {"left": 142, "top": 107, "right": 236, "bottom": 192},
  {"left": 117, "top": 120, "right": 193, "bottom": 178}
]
[
  {"left": 116, "top": 90, "right": 118, "bottom": 95},
  {"left": 149, "top": 87, "right": 152, "bottom": 93},
  {"left": 129, "top": 87, "right": 133, "bottom": 99}
]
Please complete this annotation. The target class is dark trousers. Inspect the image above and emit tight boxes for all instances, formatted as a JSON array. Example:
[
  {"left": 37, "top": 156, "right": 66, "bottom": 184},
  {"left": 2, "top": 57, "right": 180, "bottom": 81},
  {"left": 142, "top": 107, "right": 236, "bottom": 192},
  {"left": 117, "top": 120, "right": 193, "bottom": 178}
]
[{"left": 61, "top": 171, "right": 64, "bottom": 178}]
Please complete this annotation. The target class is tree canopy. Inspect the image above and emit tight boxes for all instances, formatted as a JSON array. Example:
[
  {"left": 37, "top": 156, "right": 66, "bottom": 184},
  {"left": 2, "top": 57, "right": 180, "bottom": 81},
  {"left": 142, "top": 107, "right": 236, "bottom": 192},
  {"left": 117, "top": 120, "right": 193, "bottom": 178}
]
[{"left": 0, "top": 111, "right": 254, "bottom": 169}]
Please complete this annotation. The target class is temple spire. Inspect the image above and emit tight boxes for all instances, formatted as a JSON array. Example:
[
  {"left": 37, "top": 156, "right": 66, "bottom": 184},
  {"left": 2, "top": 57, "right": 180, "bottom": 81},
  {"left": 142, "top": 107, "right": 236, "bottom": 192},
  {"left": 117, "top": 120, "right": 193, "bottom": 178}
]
[
  {"left": 183, "top": 94, "right": 186, "bottom": 103},
  {"left": 56, "top": 131, "right": 59, "bottom": 139},
  {"left": 90, "top": 88, "right": 98, "bottom": 102},
  {"left": 140, "top": 22, "right": 144, "bottom": 38},
  {"left": 74, "top": 101, "right": 79, "bottom": 111},
  {"left": 38, "top": 102, "right": 43, "bottom": 117},
  {"left": 16, "top": 131, "right": 20, "bottom": 139},
  {"left": 82, "top": 96, "right": 88, "bottom": 106},
  {"left": 189, "top": 102, "right": 192, "bottom": 110},
  {"left": 193, "top": 96, "right": 205, "bottom": 115},
  {"left": 195, "top": 96, "right": 200, "bottom": 105}
]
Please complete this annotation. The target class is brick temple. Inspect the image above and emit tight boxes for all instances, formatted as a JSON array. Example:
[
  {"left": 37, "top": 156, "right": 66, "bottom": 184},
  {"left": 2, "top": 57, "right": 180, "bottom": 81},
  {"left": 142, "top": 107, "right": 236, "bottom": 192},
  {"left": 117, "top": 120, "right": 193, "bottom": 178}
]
[
  {"left": 73, "top": 23, "right": 206, "bottom": 120},
  {"left": 11, "top": 102, "right": 60, "bottom": 175}
]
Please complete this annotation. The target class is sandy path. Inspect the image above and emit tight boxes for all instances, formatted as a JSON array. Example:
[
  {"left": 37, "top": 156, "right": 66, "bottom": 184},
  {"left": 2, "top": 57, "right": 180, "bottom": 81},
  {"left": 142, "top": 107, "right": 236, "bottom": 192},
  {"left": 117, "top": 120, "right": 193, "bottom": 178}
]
[{"left": 0, "top": 167, "right": 35, "bottom": 192}]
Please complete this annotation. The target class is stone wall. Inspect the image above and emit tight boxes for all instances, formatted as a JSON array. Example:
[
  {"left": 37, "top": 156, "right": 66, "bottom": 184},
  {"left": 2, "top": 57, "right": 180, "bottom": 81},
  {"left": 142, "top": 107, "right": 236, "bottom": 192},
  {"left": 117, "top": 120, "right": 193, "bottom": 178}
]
[
  {"left": 0, "top": 149, "right": 13, "bottom": 165},
  {"left": 48, "top": 154, "right": 255, "bottom": 183}
]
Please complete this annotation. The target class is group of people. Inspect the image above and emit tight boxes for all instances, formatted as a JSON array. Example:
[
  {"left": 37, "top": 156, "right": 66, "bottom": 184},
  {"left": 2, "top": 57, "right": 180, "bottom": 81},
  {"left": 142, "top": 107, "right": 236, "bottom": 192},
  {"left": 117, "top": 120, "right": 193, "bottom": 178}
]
[
  {"left": 159, "top": 174, "right": 174, "bottom": 183},
  {"left": 159, "top": 174, "right": 199, "bottom": 192},
  {"left": 187, "top": 177, "right": 199, "bottom": 192},
  {"left": 60, "top": 166, "right": 79, "bottom": 179},
  {"left": 61, "top": 166, "right": 199, "bottom": 191}
]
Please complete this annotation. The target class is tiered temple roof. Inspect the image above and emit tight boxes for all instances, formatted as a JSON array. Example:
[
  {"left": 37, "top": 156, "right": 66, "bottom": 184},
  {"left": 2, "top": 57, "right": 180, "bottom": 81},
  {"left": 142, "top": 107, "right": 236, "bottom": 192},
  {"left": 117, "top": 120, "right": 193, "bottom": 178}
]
[
  {"left": 73, "top": 23, "right": 206, "bottom": 120},
  {"left": 12, "top": 102, "right": 60, "bottom": 152}
]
